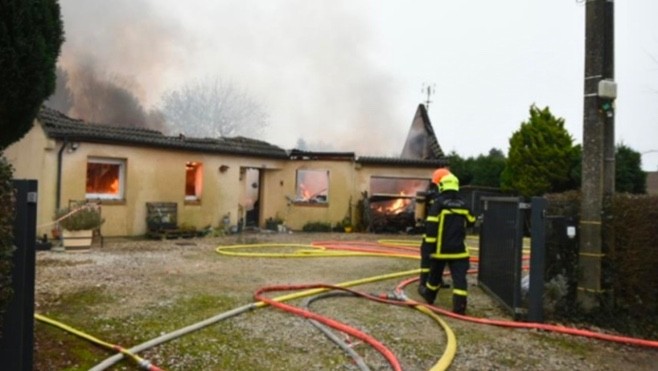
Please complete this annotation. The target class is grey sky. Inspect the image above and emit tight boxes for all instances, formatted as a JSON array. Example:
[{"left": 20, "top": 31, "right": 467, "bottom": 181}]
[{"left": 58, "top": 0, "right": 658, "bottom": 170}]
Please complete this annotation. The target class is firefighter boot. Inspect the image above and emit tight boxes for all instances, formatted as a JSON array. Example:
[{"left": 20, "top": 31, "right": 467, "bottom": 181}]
[
  {"left": 452, "top": 295, "right": 467, "bottom": 315},
  {"left": 418, "top": 285, "right": 438, "bottom": 304},
  {"left": 419, "top": 272, "right": 428, "bottom": 288}
]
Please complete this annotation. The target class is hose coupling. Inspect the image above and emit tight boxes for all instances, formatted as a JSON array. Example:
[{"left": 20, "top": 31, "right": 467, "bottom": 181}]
[
  {"left": 138, "top": 359, "right": 152, "bottom": 370},
  {"left": 377, "top": 292, "right": 405, "bottom": 301}
]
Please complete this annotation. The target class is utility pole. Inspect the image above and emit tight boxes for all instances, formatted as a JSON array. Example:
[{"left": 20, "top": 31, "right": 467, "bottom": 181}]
[{"left": 578, "top": 0, "right": 615, "bottom": 310}]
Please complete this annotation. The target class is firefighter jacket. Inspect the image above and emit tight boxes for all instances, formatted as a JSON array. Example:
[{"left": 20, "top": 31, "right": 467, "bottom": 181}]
[{"left": 421, "top": 190, "right": 476, "bottom": 259}]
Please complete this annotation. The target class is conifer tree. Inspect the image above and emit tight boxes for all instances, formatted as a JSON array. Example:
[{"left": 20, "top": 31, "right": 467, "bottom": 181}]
[
  {"left": 501, "top": 105, "right": 577, "bottom": 197},
  {"left": 0, "top": 0, "right": 64, "bottom": 149}
]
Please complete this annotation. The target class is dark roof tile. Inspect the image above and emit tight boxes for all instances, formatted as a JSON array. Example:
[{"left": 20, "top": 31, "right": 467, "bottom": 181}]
[
  {"left": 357, "top": 156, "right": 448, "bottom": 168},
  {"left": 38, "top": 107, "right": 288, "bottom": 158}
]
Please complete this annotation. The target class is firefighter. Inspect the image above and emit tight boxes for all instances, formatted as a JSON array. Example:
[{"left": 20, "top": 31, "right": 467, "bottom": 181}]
[
  {"left": 419, "top": 168, "right": 451, "bottom": 289},
  {"left": 418, "top": 173, "right": 476, "bottom": 314}
]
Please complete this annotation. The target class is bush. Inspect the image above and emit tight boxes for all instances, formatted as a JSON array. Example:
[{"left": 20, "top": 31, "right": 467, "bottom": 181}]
[
  {"left": 302, "top": 221, "right": 332, "bottom": 232},
  {"left": 55, "top": 204, "right": 104, "bottom": 231}
]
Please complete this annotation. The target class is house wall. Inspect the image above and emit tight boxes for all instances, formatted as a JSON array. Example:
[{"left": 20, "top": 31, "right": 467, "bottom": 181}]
[
  {"left": 4, "top": 123, "right": 61, "bottom": 238},
  {"left": 5, "top": 123, "right": 440, "bottom": 237},
  {"left": 260, "top": 160, "right": 437, "bottom": 231},
  {"left": 5, "top": 123, "right": 287, "bottom": 237},
  {"left": 261, "top": 159, "right": 356, "bottom": 230},
  {"left": 60, "top": 143, "right": 285, "bottom": 237}
]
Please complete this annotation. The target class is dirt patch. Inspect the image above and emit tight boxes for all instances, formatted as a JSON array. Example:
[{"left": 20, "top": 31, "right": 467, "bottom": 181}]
[{"left": 34, "top": 233, "right": 658, "bottom": 370}]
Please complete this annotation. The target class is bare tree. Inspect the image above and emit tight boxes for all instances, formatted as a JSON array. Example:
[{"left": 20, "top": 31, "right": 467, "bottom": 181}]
[{"left": 160, "top": 78, "right": 268, "bottom": 138}]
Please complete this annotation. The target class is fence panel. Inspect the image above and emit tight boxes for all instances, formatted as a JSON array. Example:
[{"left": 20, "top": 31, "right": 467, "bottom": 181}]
[{"left": 478, "top": 197, "right": 525, "bottom": 319}]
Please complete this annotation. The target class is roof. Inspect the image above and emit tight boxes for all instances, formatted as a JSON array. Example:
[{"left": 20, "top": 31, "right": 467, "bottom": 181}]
[
  {"left": 288, "top": 149, "right": 355, "bottom": 160},
  {"left": 400, "top": 104, "right": 444, "bottom": 160},
  {"left": 356, "top": 156, "right": 448, "bottom": 168},
  {"left": 37, "top": 107, "right": 288, "bottom": 158}
]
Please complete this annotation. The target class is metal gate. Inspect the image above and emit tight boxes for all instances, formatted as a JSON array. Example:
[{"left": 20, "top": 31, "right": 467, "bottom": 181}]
[
  {"left": 478, "top": 196, "right": 547, "bottom": 321},
  {"left": 478, "top": 197, "right": 526, "bottom": 319},
  {"left": 0, "top": 180, "right": 37, "bottom": 370}
]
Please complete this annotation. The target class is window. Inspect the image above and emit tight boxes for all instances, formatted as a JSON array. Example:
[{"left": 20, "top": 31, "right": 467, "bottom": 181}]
[
  {"left": 185, "top": 161, "right": 203, "bottom": 201},
  {"left": 295, "top": 169, "right": 329, "bottom": 203},
  {"left": 86, "top": 158, "right": 126, "bottom": 200}
]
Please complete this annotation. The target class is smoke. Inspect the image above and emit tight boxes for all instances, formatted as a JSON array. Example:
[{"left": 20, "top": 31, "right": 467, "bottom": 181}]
[{"left": 51, "top": 0, "right": 406, "bottom": 153}]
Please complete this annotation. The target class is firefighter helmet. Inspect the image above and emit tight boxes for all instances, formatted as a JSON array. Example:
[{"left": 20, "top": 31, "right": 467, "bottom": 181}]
[
  {"left": 432, "top": 168, "right": 451, "bottom": 184},
  {"left": 438, "top": 173, "right": 459, "bottom": 192}
]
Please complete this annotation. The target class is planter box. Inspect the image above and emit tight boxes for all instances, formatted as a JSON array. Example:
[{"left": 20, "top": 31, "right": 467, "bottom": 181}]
[{"left": 62, "top": 230, "right": 93, "bottom": 250}]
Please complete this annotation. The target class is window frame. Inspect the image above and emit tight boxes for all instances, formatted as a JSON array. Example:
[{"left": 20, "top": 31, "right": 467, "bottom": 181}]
[
  {"left": 184, "top": 161, "right": 203, "bottom": 203},
  {"left": 85, "top": 157, "right": 126, "bottom": 201},
  {"left": 294, "top": 168, "right": 330, "bottom": 205}
]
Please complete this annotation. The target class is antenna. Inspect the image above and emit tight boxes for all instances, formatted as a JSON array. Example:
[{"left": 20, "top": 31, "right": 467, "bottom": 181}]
[{"left": 421, "top": 83, "right": 436, "bottom": 111}]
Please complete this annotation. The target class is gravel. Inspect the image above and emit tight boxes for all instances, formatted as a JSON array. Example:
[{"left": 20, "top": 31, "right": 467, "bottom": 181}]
[{"left": 34, "top": 232, "right": 658, "bottom": 370}]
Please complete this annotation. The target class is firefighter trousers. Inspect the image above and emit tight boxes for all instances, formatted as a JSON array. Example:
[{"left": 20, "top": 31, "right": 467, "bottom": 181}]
[{"left": 427, "top": 257, "right": 469, "bottom": 314}]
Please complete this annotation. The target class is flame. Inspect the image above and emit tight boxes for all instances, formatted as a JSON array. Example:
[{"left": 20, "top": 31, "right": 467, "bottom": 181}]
[
  {"left": 374, "top": 192, "right": 411, "bottom": 215},
  {"left": 110, "top": 178, "right": 119, "bottom": 194}
]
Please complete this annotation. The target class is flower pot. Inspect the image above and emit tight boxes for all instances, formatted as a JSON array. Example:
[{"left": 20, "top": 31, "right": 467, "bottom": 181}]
[{"left": 62, "top": 229, "right": 93, "bottom": 250}]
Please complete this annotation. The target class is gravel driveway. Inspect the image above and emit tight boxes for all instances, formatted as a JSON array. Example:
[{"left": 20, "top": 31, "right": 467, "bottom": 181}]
[{"left": 33, "top": 232, "right": 658, "bottom": 370}]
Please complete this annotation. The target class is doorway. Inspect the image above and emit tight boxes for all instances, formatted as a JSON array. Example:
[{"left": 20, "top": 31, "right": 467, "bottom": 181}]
[{"left": 240, "top": 168, "right": 261, "bottom": 229}]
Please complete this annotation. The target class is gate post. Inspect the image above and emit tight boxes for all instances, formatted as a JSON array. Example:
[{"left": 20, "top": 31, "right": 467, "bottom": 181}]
[
  {"left": 0, "top": 180, "right": 37, "bottom": 370},
  {"left": 527, "top": 197, "right": 547, "bottom": 322}
]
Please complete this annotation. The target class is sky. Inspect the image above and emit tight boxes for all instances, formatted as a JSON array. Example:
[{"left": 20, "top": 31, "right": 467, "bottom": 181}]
[{"left": 57, "top": 0, "right": 658, "bottom": 170}]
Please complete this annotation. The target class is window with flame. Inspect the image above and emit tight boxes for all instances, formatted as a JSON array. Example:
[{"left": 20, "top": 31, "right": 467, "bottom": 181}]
[
  {"left": 369, "top": 176, "right": 430, "bottom": 215},
  {"left": 295, "top": 169, "right": 329, "bottom": 203},
  {"left": 185, "top": 161, "right": 203, "bottom": 201},
  {"left": 86, "top": 158, "right": 126, "bottom": 200}
]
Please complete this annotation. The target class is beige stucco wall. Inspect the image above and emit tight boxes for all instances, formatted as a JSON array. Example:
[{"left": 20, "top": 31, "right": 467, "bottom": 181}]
[
  {"left": 5, "top": 122, "right": 440, "bottom": 237},
  {"left": 261, "top": 160, "right": 437, "bottom": 231},
  {"left": 4, "top": 123, "right": 59, "bottom": 238},
  {"left": 261, "top": 159, "right": 356, "bottom": 230},
  {"left": 57, "top": 143, "right": 285, "bottom": 236},
  {"left": 5, "top": 122, "right": 287, "bottom": 237}
]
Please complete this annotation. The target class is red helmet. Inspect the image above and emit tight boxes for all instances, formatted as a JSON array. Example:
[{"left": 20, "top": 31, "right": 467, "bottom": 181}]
[{"left": 432, "top": 168, "right": 451, "bottom": 184}]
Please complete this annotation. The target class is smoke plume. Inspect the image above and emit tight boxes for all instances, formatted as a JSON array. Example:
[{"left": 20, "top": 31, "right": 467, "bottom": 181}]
[{"left": 50, "top": 0, "right": 406, "bottom": 153}]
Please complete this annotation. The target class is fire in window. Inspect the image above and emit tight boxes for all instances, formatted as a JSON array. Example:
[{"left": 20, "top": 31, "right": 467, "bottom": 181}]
[
  {"left": 185, "top": 161, "right": 203, "bottom": 200},
  {"left": 368, "top": 176, "right": 430, "bottom": 233},
  {"left": 295, "top": 169, "right": 329, "bottom": 203},
  {"left": 86, "top": 158, "right": 126, "bottom": 200}
]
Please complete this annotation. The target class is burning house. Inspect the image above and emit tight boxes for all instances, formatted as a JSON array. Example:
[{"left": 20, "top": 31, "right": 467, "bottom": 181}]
[
  {"left": 365, "top": 104, "right": 447, "bottom": 233},
  {"left": 5, "top": 104, "right": 447, "bottom": 237}
]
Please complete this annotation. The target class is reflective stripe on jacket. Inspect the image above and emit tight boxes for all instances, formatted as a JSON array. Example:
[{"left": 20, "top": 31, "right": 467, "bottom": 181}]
[{"left": 422, "top": 191, "right": 476, "bottom": 259}]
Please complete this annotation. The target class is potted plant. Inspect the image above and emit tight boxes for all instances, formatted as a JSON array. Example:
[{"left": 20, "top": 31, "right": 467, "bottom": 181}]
[
  {"left": 55, "top": 204, "right": 104, "bottom": 250},
  {"left": 341, "top": 217, "right": 353, "bottom": 233}
]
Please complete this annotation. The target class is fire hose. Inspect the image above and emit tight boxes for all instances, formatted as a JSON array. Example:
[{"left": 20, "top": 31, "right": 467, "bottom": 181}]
[
  {"left": 42, "top": 239, "right": 658, "bottom": 371},
  {"left": 34, "top": 313, "right": 164, "bottom": 371},
  {"left": 89, "top": 268, "right": 435, "bottom": 370}
]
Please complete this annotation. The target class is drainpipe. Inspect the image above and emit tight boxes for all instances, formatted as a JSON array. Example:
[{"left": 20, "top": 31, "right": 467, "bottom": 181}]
[{"left": 56, "top": 139, "right": 68, "bottom": 211}]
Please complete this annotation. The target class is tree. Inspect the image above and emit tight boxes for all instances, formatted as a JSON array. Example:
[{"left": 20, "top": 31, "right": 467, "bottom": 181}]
[
  {"left": 501, "top": 105, "right": 578, "bottom": 197},
  {"left": 445, "top": 151, "right": 473, "bottom": 186},
  {"left": 563, "top": 143, "right": 646, "bottom": 194},
  {"left": 160, "top": 78, "right": 268, "bottom": 139},
  {"left": 615, "top": 144, "right": 646, "bottom": 194},
  {"left": 0, "top": 0, "right": 64, "bottom": 149},
  {"left": 446, "top": 149, "right": 506, "bottom": 188},
  {"left": 470, "top": 148, "right": 507, "bottom": 188}
]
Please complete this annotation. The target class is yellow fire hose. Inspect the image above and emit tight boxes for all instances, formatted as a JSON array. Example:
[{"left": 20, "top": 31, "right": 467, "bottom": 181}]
[
  {"left": 34, "top": 313, "right": 162, "bottom": 370},
  {"left": 42, "top": 240, "right": 457, "bottom": 371}
]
